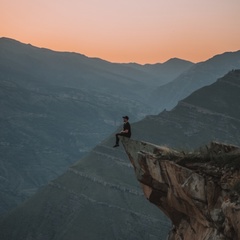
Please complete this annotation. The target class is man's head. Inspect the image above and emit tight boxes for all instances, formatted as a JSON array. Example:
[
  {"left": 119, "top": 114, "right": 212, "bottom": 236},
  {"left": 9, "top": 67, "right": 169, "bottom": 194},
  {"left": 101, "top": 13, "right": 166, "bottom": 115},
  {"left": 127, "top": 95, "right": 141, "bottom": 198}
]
[{"left": 122, "top": 116, "right": 129, "bottom": 122}]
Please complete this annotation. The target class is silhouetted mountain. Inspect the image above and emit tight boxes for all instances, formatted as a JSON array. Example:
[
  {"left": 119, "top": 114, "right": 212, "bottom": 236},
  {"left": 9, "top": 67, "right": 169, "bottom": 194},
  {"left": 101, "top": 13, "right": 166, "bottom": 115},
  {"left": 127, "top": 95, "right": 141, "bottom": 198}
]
[
  {"left": 0, "top": 37, "right": 192, "bottom": 215},
  {"left": 1, "top": 70, "right": 240, "bottom": 240},
  {"left": 122, "top": 57, "right": 194, "bottom": 86},
  {"left": 151, "top": 51, "right": 240, "bottom": 112}
]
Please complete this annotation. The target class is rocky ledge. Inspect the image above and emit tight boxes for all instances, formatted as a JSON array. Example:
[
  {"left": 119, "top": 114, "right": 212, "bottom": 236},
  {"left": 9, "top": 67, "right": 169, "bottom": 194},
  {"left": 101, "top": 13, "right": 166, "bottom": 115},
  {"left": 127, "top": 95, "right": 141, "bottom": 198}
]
[{"left": 121, "top": 138, "right": 240, "bottom": 240}]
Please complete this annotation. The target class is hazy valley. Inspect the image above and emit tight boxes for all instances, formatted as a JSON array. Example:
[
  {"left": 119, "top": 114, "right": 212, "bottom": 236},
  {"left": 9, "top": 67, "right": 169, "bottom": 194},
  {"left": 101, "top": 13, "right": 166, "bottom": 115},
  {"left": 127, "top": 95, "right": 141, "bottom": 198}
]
[{"left": 0, "top": 37, "right": 193, "bottom": 215}]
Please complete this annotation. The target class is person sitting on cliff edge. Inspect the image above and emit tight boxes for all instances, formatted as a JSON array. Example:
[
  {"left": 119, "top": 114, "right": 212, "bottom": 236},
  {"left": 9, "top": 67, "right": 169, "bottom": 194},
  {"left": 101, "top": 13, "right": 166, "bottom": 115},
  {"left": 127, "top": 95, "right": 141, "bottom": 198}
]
[{"left": 113, "top": 116, "right": 131, "bottom": 147}]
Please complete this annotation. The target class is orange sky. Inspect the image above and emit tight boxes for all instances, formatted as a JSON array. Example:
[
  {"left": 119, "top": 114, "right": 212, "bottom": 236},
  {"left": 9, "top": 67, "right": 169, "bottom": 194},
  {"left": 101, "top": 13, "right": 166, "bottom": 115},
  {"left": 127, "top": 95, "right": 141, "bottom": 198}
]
[{"left": 1, "top": 0, "right": 240, "bottom": 64}]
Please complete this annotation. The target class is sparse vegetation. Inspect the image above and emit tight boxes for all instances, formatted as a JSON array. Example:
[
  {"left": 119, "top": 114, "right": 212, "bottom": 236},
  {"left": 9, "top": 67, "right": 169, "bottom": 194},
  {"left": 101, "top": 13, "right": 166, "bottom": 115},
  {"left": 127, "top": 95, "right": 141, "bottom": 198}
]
[{"left": 176, "top": 142, "right": 240, "bottom": 170}]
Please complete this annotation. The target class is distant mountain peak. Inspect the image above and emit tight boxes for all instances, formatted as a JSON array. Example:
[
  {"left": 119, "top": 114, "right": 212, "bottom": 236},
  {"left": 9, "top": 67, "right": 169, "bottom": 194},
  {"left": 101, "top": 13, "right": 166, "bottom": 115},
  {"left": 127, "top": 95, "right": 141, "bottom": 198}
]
[{"left": 163, "top": 57, "right": 193, "bottom": 64}]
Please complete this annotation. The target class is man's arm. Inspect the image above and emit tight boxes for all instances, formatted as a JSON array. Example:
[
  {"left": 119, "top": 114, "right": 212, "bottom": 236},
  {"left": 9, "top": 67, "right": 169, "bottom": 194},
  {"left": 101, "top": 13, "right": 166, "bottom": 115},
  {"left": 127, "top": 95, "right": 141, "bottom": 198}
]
[{"left": 121, "top": 122, "right": 130, "bottom": 133}]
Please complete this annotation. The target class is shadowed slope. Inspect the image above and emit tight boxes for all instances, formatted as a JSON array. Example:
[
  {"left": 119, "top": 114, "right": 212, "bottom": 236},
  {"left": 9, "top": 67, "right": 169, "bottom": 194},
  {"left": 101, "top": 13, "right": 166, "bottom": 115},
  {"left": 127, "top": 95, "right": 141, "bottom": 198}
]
[
  {"left": 0, "top": 140, "right": 171, "bottom": 240},
  {"left": 151, "top": 51, "right": 240, "bottom": 112}
]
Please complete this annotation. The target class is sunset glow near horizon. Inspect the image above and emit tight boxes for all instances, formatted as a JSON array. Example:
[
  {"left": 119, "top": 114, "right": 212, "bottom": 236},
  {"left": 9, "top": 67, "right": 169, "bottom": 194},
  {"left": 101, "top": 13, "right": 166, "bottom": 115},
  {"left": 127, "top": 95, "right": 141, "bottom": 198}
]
[{"left": 1, "top": 0, "right": 240, "bottom": 64}]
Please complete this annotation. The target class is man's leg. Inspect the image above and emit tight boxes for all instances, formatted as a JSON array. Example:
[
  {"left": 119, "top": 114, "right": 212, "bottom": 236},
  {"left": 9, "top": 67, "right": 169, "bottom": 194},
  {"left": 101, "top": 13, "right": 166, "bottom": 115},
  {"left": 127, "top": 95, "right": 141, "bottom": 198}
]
[
  {"left": 116, "top": 133, "right": 120, "bottom": 145},
  {"left": 113, "top": 133, "right": 130, "bottom": 147},
  {"left": 113, "top": 133, "right": 120, "bottom": 147}
]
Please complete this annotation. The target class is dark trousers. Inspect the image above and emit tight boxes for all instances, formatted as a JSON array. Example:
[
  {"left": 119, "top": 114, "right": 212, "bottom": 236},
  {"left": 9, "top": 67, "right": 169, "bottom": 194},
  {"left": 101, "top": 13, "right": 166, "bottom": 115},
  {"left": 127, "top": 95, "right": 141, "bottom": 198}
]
[{"left": 115, "top": 133, "right": 131, "bottom": 145}]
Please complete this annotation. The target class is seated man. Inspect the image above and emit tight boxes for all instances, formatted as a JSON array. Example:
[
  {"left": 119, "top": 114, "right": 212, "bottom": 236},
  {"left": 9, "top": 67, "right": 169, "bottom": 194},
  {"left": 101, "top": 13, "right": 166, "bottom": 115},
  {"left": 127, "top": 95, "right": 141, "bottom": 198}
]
[{"left": 113, "top": 116, "right": 131, "bottom": 147}]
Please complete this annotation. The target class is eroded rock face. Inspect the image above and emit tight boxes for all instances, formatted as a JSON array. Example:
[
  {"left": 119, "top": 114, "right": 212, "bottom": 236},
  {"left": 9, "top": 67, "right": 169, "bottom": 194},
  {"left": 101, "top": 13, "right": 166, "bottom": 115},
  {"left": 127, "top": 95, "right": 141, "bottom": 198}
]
[{"left": 122, "top": 138, "right": 240, "bottom": 240}]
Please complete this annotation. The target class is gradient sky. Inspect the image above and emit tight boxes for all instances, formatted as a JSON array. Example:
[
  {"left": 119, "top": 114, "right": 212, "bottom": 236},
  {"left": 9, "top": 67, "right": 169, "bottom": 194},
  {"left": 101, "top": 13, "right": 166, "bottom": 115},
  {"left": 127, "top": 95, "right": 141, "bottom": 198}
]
[{"left": 1, "top": 0, "right": 240, "bottom": 64}]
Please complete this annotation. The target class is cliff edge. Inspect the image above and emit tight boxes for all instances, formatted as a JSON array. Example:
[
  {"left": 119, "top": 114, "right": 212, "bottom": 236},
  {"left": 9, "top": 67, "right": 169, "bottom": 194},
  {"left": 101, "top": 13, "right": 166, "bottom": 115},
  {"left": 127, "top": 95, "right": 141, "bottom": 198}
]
[{"left": 121, "top": 138, "right": 240, "bottom": 240}]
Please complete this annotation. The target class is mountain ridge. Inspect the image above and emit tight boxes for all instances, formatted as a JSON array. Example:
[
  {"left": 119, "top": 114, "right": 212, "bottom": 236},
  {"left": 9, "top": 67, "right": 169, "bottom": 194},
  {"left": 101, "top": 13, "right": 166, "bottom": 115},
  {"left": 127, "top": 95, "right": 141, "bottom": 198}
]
[{"left": 0, "top": 37, "right": 193, "bottom": 65}]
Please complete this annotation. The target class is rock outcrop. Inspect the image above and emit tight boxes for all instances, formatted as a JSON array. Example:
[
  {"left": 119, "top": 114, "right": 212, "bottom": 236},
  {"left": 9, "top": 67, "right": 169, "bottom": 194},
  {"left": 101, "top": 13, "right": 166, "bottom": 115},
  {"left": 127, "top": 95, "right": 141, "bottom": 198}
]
[{"left": 122, "top": 138, "right": 240, "bottom": 240}]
